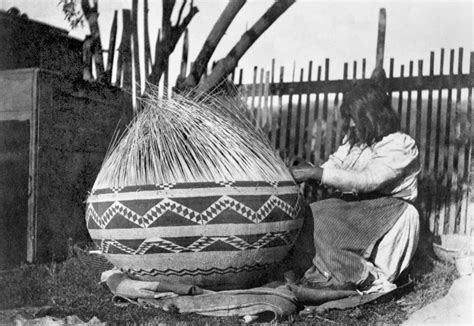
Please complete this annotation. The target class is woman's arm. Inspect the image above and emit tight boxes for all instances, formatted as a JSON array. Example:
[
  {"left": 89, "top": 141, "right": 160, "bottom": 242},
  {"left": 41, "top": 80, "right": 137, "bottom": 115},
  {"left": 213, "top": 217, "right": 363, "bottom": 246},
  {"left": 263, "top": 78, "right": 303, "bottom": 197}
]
[{"left": 321, "top": 134, "right": 419, "bottom": 193}]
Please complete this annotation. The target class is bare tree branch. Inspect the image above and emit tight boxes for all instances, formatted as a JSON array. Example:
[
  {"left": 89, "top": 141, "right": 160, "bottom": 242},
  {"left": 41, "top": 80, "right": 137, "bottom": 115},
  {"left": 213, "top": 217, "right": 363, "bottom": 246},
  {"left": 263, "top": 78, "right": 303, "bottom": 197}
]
[
  {"left": 81, "top": 0, "right": 105, "bottom": 81},
  {"left": 195, "top": 0, "right": 295, "bottom": 95},
  {"left": 176, "top": 0, "right": 187, "bottom": 26},
  {"left": 147, "top": 1, "right": 198, "bottom": 90},
  {"left": 178, "top": 0, "right": 246, "bottom": 91}
]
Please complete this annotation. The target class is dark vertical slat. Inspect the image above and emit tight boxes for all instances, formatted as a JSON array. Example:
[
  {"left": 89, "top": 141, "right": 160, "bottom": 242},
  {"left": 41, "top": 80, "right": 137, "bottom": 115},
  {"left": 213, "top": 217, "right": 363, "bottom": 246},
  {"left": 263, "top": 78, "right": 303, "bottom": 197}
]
[
  {"left": 119, "top": 10, "right": 132, "bottom": 93},
  {"left": 285, "top": 65, "right": 296, "bottom": 159},
  {"left": 406, "top": 61, "right": 414, "bottom": 135},
  {"left": 416, "top": 60, "right": 424, "bottom": 167},
  {"left": 312, "top": 66, "right": 324, "bottom": 200},
  {"left": 388, "top": 58, "right": 394, "bottom": 103},
  {"left": 454, "top": 48, "right": 464, "bottom": 233},
  {"left": 295, "top": 68, "right": 305, "bottom": 156},
  {"left": 302, "top": 61, "right": 313, "bottom": 160},
  {"left": 305, "top": 61, "right": 315, "bottom": 161},
  {"left": 362, "top": 58, "right": 366, "bottom": 79},
  {"left": 178, "top": 29, "right": 189, "bottom": 82},
  {"left": 256, "top": 68, "right": 264, "bottom": 127},
  {"left": 434, "top": 48, "right": 446, "bottom": 235},
  {"left": 398, "top": 65, "right": 405, "bottom": 130},
  {"left": 321, "top": 58, "right": 330, "bottom": 160},
  {"left": 426, "top": 51, "right": 436, "bottom": 232},
  {"left": 313, "top": 66, "right": 323, "bottom": 165},
  {"left": 464, "top": 52, "right": 473, "bottom": 234},
  {"left": 427, "top": 52, "right": 436, "bottom": 173},
  {"left": 276, "top": 66, "right": 285, "bottom": 153},
  {"left": 251, "top": 66, "right": 258, "bottom": 120},
  {"left": 263, "top": 71, "right": 271, "bottom": 136},
  {"left": 353, "top": 60, "right": 357, "bottom": 81},
  {"left": 444, "top": 49, "right": 456, "bottom": 234},
  {"left": 270, "top": 59, "right": 277, "bottom": 148},
  {"left": 106, "top": 10, "right": 118, "bottom": 84},
  {"left": 270, "top": 59, "right": 278, "bottom": 148}
]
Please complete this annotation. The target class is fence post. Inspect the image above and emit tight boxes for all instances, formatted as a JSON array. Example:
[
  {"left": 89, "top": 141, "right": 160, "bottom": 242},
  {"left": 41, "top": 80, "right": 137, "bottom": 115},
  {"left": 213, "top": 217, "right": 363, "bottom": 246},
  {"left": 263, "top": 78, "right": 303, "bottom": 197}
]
[{"left": 375, "top": 8, "right": 386, "bottom": 70}]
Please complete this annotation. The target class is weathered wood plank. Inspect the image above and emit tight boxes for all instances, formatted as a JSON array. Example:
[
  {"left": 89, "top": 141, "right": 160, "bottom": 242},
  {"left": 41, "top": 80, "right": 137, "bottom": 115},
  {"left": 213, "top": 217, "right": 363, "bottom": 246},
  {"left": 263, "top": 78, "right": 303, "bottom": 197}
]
[
  {"left": 305, "top": 61, "right": 315, "bottom": 162},
  {"left": 295, "top": 68, "right": 305, "bottom": 157},
  {"left": 285, "top": 64, "right": 296, "bottom": 159},
  {"left": 454, "top": 48, "right": 465, "bottom": 233},
  {"left": 435, "top": 49, "right": 446, "bottom": 235},
  {"left": 277, "top": 66, "right": 285, "bottom": 153},
  {"left": 464, "top": 52, "right": 473, "bottom": 235},
  {"left": 406, "top": 61, "right": 414, "bottom": 135},
  {"left": 313, "top": 66, "right": 323, "bottom": 165}
]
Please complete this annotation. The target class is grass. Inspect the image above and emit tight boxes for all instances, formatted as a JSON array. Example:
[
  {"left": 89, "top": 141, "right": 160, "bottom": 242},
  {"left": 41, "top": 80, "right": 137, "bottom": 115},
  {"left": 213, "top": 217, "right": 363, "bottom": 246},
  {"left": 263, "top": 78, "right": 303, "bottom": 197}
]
[{"left": 0, "top": 240, "right": 458, "bottom": 325}]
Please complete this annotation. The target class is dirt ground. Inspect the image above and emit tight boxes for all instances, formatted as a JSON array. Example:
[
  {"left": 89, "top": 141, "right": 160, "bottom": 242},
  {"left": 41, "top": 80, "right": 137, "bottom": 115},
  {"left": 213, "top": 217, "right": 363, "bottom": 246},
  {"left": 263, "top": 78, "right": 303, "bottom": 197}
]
[{"left": 0, "top": 239, "right": 464, "bottom": 325}]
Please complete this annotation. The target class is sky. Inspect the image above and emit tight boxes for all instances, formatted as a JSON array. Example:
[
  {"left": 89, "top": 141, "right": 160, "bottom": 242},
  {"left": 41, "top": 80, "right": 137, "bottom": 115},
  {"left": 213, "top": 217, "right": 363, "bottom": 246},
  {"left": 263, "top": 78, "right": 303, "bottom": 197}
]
[{"left": 1, "top": 0, "right": 472, "bottom": 83}]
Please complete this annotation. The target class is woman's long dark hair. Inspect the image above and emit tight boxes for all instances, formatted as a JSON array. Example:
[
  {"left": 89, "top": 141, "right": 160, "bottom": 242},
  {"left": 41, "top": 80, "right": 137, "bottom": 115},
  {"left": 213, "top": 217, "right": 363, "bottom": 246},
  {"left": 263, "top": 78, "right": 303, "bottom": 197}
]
[{"left": 340, "top": 82, "right": 400, "bottom": 147}]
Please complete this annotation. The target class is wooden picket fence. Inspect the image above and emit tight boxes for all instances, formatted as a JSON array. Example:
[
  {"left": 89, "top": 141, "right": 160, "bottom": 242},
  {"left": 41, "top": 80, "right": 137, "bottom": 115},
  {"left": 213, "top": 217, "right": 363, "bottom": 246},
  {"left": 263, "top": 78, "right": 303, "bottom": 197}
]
[{"left": 235, "top": 47, "right": 473, "bottom": 237}]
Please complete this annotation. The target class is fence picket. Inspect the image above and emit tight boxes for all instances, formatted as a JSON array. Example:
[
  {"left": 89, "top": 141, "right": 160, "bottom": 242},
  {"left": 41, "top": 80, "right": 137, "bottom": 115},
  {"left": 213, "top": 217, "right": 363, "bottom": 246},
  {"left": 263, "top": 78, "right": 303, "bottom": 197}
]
[
  {"left": 426, "top": 51, "right": 436, "bottom": 231},
  {"left": 256, "top": 68, "right": 264, "bottom": 127},
  {"left": 285, "top": 66, "right": 296, "bottom": 159},
  {"left": 435, "top": 49, "right": 447, "bottom": 235},
  {"left": 313, "top": 66, "right": 323, "bottom": 165},
  {"left": 263, "top": 71, "right": 271, "bottom": 135},
  {"left": 444, "top": 49, "right": 456, "bottom": 234},
  {"left": 295, "top": 68, "right": 305, "bottom": 157},
  {"left": 398, "top": 65, "right": 405, "bottom": 127},
  {"left": 270, "top": 59, "right": 277, "bottom": 148},
  {"left": 465, "top": 52, "right": 473, "bottom": 235},
  {"left": 417, "top": 60, "right": 425, "bottom": 172},
  {"left": 277, "top": 66, "right": 286, "bottom": 153},
  {"left": 407, "top": 61, "right": 415, "bottom": 136},
  {"left": 454, "top": 48, "right": 464, "bottom": 233},
  {"left": 305, "top": 62, "right": 315, "bottom": 162},
  {"left": 427, "top": 52, "right": 436, "bottom": 173},
  {"left": 322, "top": 59, "right": 330, "bottom": 160}
]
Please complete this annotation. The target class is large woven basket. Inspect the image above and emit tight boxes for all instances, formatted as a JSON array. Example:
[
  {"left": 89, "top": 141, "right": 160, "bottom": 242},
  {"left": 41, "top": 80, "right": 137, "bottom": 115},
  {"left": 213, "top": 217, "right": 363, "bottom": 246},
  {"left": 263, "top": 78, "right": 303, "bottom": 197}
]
[{"left": 86, "top": 180, "right": 303, "bottom": 290}]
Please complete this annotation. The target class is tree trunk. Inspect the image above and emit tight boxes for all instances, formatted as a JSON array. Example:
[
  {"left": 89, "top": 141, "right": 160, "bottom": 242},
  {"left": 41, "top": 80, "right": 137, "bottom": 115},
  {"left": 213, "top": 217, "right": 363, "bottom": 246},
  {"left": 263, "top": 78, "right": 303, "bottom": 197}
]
[
  {"left": 81, "top": 0, "right": 105, "bottom": 81},
  {"left": 179, "top": 0, "right": 246, "bottom": 91},
  {"left": 195, "top": 0, "right": 295, "bottom": 95},
  {"left": 147, "top": 0, "right": 198, "bottom": 93}
]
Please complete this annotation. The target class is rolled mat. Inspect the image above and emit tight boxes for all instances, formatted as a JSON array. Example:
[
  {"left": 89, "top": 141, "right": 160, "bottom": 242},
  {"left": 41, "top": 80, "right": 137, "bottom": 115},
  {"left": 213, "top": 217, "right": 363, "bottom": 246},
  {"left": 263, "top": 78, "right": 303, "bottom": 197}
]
[{"left": 102, "top": 270, "right": 297, "bottom": 319}]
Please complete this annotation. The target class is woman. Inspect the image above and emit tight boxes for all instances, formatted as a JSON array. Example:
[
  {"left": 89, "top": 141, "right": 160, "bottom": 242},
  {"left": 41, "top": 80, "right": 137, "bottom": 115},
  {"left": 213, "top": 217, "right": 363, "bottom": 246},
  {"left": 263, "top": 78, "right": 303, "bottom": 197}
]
[{"left": 291, "top": 82, "right": 420, "bottom": 292}]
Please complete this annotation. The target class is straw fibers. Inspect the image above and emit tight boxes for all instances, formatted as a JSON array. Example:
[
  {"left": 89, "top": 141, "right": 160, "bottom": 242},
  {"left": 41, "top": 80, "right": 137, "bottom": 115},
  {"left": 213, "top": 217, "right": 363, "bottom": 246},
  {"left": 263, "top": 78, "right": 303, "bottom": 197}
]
[{"left": 93, "top": 86, "right": 292, "bottom": 189}]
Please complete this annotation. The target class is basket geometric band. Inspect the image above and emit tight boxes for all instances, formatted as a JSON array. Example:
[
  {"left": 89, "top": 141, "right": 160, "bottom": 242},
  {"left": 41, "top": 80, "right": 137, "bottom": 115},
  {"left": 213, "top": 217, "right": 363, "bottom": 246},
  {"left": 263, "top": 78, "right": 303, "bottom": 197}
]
[
  {"left": 86, "top": 192, "right": 302, "bottom": 229},
  {"left": 124, "top": 262, "right": 274, "bottom": 278},
  {"left": 93, "top": 229, "right": 300, "bottom": 255}
]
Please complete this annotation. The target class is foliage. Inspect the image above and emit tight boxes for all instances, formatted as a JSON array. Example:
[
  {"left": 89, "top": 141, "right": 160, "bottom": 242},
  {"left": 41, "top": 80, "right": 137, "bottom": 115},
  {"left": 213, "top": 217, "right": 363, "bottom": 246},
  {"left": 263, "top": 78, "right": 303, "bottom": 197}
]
[{"left": 58, "top": 0, "right": 84, "bottom": 29}]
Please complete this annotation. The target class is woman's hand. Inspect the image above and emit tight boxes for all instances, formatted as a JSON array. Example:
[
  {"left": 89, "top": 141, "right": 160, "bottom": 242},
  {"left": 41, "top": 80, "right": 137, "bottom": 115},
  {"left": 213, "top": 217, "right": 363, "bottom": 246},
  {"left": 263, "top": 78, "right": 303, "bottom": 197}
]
[{"left": 290, "top": 166, "right": 323, "bottom": 183}]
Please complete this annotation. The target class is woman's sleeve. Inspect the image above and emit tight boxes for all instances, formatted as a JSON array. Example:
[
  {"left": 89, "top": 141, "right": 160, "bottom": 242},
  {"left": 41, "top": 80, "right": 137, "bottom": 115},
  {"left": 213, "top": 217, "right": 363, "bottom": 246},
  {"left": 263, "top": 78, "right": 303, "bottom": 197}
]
[
  {"left": 320, "top": 140, "right": 350, "bottom": 169},
  {"left": 321, "top": 134, "right": 419, "bottom": 193}
]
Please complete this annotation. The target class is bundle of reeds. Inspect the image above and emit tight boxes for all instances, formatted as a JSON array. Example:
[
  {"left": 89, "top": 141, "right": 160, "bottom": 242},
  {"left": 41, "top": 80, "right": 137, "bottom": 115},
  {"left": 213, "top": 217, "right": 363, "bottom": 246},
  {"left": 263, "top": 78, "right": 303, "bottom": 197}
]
[
  {"left": 86, "top": 87, "right": 303, "bottom": 290},
  {"left": 93, "top": 88, "right": 292, "bottom": 189}
]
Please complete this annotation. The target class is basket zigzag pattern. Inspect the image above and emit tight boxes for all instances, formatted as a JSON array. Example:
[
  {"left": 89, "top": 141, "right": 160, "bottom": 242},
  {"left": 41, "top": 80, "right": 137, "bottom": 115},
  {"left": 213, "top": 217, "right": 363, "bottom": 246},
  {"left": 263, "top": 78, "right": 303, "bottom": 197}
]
[
  {"left": 98, "top": 230, "right": 299, "bottom": 255},
  {"left": 125, "top": 263, "right": 274, "bottom": 278},
  {"left": 87, "top": 194, "right": 302, "bottom": 229}
]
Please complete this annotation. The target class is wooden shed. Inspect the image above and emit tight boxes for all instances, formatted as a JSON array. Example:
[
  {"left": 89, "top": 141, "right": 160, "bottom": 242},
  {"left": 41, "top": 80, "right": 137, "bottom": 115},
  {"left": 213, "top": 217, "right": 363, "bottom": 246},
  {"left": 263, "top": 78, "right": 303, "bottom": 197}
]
[
  {"left": 0, "top": 9, "right": 83, "bottom": 77},
  {"left": 0, "top": 69, "right": 132, "bottom": 268}
]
